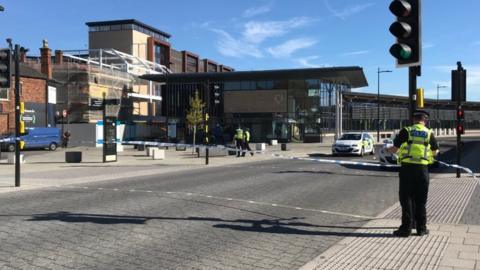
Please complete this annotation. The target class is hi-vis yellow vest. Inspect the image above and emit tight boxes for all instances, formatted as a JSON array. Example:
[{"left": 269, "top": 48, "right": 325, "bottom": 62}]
[
  {"left": 245, "top": 131, "right": 250, "bottom": 142},
  {"left": 234, "top": 129, "right": 244, "bottom": 140},
  {"left": 398, "top": 124, "right": 434, "bottom": 165}
]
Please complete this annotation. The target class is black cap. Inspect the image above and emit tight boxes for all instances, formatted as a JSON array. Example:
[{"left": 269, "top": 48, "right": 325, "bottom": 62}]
[{"left": 413, "top": 110, "right": 430, "bottom": 118}]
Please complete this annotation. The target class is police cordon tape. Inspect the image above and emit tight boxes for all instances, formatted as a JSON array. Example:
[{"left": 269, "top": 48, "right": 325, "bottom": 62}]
[
  {"left": 2, "top": 137, "right": 476, "bottom": 178},
  {"left": 272, "top": 154, "right": 477, "bottom": 179},
  {"left": 126, "top": 140, "right": 476, "bottom": 178}
]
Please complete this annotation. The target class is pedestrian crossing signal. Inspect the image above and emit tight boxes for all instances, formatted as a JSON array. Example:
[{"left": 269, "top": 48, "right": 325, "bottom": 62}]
[{"left": 456, "top": 124, "right": 464, "bottom": 135}]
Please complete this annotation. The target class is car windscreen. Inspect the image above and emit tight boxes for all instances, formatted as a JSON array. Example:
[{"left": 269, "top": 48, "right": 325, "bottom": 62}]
[{"left": 339, "top": 134, "right": 362, "bottom": 140}]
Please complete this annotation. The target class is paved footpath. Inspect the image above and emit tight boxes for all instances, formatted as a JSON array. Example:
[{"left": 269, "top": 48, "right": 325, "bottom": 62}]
[
  {"left": 300, "top": 176, "right": 480, "bottom": 270},
  {"left": 1, "top": 143, "right": 479, "bottom": 269},
  {"left": 0, "top": 143, "right": 335, "bottom": 193}
]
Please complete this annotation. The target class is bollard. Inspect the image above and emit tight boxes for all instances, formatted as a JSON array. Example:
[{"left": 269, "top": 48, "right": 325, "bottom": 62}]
[
  {"left": 205, "top": 148, "right": 209, "bottom": 165},
  {"left": 281, "top": 143, "right": 289, "bottom": 151}
]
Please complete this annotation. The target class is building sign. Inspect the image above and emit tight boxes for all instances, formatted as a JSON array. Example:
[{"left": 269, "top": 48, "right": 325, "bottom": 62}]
[
  {"left": 48, "top": 86, "right": 57, "bottom": 104},
  {"left": 224, "top": 90, "right": 287, "bottom": 113},
  {"left": 103, "top": 116, "right": 117, "bottom": 162},
  {"left": 24, "top": 103, "right": 46, "bottom": 127},
  {"left": 89, "top": 98, "right": 104, "bottom": 110}
]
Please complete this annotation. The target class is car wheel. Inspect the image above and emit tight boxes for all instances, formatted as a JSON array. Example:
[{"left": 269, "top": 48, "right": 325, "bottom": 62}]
[
  {"left": 7, "top": 144, "right": 15, "bottom": 152},
  {"left": 359, "top": 147, "right": 364, "bottom": 157},
  {"left": 49, "top": 143, "right": 57, "bottom": 151},
  {"left": 370, "top": 146, "right": 375, "bottom": 155}
]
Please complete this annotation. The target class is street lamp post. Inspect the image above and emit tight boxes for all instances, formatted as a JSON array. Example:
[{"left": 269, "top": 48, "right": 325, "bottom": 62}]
[
  {"left": 436, "top": 84, "right": 447, "bottom": 130},
  {"left": 377, "top": 68, "right": 392, "bottom": 142}
]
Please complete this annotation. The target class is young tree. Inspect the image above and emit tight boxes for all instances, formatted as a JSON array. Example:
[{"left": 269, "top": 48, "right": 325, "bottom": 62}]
[{"left": 186, "top": 90, "right": 205, "bottom": 153}]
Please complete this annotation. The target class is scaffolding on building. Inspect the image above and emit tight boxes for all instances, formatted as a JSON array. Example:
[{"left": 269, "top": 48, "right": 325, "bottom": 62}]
[{"left": 49, "top": 49, "right": 169, "bottom": 123}]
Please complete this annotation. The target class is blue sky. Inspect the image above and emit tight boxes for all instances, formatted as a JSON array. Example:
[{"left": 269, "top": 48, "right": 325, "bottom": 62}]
[{"left": 1, "top": 0, "right": 479, "bottom": 101}]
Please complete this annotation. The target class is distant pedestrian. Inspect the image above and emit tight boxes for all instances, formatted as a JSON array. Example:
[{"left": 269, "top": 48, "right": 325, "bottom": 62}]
[
  {"left": 62, "top": 130, "right": 71, "bottom": 148},
  {"left": 233, "top": 126, "right": 244, "bottom": 157},
  {"left": 242, "top": 128, "right": 253, "bottom": 157},
  {"left": 387, "top": 110, "right": 439, "bottom": 237}
]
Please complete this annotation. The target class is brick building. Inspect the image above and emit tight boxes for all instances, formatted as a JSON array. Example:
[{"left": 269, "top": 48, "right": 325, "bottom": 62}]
[{"left": 0, "top": 60, "right": 55, "bottom": 134}]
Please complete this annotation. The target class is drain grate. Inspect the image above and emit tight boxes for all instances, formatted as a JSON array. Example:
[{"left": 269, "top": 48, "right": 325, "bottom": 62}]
[
  {"left": 382, "top": 178, "right": 478, "bottom": 224},
  {"left": 313, "top": 231, "right": 449, "bottom": 270}
]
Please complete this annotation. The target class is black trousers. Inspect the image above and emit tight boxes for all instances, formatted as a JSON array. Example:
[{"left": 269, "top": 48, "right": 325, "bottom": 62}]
[
  {"left": 242, "top": 141, "right": 253, "bottom": 156},
  {"left": 399, "top": 164, "right": 430, "bottom": 231},
  {"left": 235, "top": 139, "right": 244, "bottom": 157}
]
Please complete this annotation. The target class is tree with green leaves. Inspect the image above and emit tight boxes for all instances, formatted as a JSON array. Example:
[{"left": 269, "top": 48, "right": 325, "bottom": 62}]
[{"left": 186, "top": 90, "right": 205, "bottom": 153}]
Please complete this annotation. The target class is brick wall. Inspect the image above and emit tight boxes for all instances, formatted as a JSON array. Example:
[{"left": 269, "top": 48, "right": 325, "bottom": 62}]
[{"left": 0, "top": 76, "right": 46, "bottom": 134}]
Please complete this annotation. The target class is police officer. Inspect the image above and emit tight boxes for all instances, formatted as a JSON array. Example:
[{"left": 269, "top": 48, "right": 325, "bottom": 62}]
[
  {"left": 242, "top": 128, "right": 254, "bottom": 157},
  {"left": 233, "top": 126, "right": 244, "bottom": 157},
  {"left": 387, "top": 110, "right": 439, "bottom": 237}
]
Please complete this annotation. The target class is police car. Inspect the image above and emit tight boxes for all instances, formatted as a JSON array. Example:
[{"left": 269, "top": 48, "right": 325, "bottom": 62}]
[
  {"left": 378, "top": 138, "right": 398, "bottom": 165},
  {"left": 331, "top": 132, "right": 375, "bottom": 156}
]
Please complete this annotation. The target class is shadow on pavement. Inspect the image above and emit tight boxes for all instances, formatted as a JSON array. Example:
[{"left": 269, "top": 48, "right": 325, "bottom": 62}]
[{"left": 24, "top": 211, "right": 395, "bottom": 238}]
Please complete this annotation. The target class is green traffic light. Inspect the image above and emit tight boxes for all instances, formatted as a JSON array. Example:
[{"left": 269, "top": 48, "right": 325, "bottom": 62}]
[{"left": 389, "top": 44, "right": 412, "bottom": 60}]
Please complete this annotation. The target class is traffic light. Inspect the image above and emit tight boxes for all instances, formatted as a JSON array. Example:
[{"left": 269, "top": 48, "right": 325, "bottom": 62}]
[
  {"left": 0, "top": 48, "right": 12, "bottom": 88},
  {"left": 389, "top": 0, "right": 421, "bottom": 67},
  {"left": 213, "top": 84, "right": 221, "bottom": 105},
  {"left": 456, "top": 106, "right": 465, "bottom": 135},
  {"left": 19, "top": 101, "right": 27, "bottom": 135},
  {"left": 416, "top": 88, "right": 424, "bottom": 108},
  {"left": 452, "top": 66, "right": 466, "bottom": 102}
]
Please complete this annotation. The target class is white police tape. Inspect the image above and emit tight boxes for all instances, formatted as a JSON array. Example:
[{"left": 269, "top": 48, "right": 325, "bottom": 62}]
[
  {"left": 272, "top": 154, "right": 399, "bottom": 168},
  {"left": 5, "top": 136, "right": 475, "bottom": 178},
  {"left": 124, "top": 141, "right": 477, "bottom": 178},
  {"left": 436, "top": 161, "right": 476, "bottom": 178},
  {"left": 272, "top": 154, "right": 477, "bottom": 178},
  {"left": 124, "top": 140, "right": 261, "bottom": 154}
]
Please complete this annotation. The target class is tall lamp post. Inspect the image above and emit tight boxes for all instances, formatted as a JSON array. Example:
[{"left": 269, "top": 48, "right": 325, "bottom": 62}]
[
  {"left": 436, "top": 84, "right": 447, "bottom": 129},
  {"left": 377, "top": 68, "right": 392, "bottom": 142}
]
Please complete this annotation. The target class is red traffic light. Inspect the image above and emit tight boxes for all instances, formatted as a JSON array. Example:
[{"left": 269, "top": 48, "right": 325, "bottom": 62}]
[
  {"left": 456, "top": 124, "right": 465, "bottom": 135},
  {"left": 389, "top": 0, "right": 412, "bottom": 18},
  {"left": 456, "top": 107, "right": 465, "bottom": 120}
]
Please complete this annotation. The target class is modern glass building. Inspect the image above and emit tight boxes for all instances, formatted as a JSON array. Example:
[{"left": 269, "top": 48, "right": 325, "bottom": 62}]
[{"left": 142, "top": 67, "right": 368, "bottom": 142}]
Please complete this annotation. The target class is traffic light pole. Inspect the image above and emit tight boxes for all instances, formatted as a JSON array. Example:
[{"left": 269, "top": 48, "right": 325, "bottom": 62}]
[
  {"left": 455, "top": 62, "right": 464, "bottom": 178},
  {"left": 408, "top": 66, "right": 420, "bottom": 122},
  {"left": 14, "top": 44, "right": 20, "bottom": 187}
]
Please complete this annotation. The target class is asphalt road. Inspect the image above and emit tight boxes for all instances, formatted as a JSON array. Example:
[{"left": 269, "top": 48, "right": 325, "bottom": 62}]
[
  {"left": 0, "top": 137, "right": 478, "bottom": 269},
  {"left": 0, "top": 157, "right": 399, "bottom": 270}
]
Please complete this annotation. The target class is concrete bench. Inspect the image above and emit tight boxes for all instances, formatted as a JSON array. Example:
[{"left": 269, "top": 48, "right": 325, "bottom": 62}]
[
  {"left": 256, "top": 143, "right": 266, "bottom": 151},
  {"left": 152, "top": 149, "right": 165, "bottom": 160},
  {"left": 65, "top": 151, "right": 82, "bottom": 163},
  {"left": 199, "top": 147, "right": 227, "bottom": 157},
  {"left": 7, "top": 153, "right": 25, "bottom": 164}
]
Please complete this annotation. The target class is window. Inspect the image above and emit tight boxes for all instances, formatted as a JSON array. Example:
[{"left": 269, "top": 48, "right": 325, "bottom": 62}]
[
  {"left": 121, "top": 24, "right": 133, "bottom": 30},
  {"left": 207, "top": 63, "right": 217, "bottom": 72},
  {"left": 241, "top": 81, "right": 254, "bottom": 90},
  {"left": 186, "top": 55, "right": 198, "bottom": 73},
  {"left": 110, "top": 25, "right": 121, "bottom": 31},
  {"left": 224, "top": 81, "right": 241, "bottom": 91},
  {"left": 339, "top": 134, "right": 361, "bottom": 140},
  {"left": 0, "top": 88, "right": 8, "bottom": 100}
]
